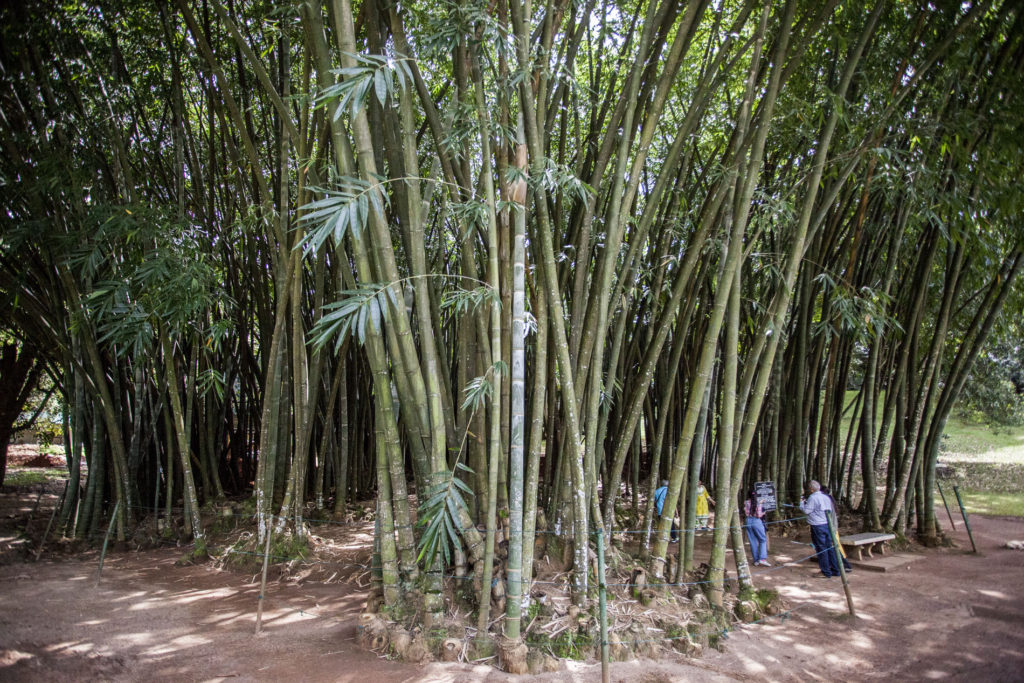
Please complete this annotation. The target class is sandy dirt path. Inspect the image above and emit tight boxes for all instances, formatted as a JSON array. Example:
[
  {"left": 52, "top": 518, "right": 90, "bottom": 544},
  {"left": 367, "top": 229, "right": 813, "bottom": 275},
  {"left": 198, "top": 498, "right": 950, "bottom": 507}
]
[{"left": 1, "top": 507, "right": 1021, "bottom": 682}]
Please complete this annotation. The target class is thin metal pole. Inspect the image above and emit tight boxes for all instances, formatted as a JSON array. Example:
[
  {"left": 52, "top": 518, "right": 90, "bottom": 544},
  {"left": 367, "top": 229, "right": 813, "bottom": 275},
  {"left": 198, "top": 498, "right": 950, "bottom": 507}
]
[
  {"left": 826, "top": 510, "right": 855, "bottom": 617},
  {"left": 95, "top": 500, "right": 121, "bottom": 586},
  {"left": 596, "top": 528, "right": 610, "bottom": 683},
  {"left": 935, "top": 480, "right": 957, "bottom": 530},
  {"left": 952, "top": 485, "right": 977, "bottom": 553},
  {"left": 256, "top": 518, "right": 273, "bottom": 633}
]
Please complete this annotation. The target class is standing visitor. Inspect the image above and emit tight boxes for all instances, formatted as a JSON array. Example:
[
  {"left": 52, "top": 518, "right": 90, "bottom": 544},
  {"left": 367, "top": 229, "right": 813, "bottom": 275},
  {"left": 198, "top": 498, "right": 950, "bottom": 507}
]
[
  {"left": 744, "top": 487, "right": 771, "bottom": 566},
  {"left": 801, "top": 480, "right": 839, "bottom": 578},
  {"left": 821, "top": 486, "right": 852, "bottom": 572},
  {"left": 696, "top": 480, "right": 715, "bottom": 530},
  {"left": 653, "top": 480, "right": 678, "bottom": 542}
]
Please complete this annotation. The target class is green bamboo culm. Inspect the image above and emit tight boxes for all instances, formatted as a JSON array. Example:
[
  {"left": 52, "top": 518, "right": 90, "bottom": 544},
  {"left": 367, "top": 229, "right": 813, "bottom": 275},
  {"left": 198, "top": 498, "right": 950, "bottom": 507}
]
[
  {"left": 597, "top": 528, "right": 610, "bottom": 683},
  {"left": 504, "top": 132, "right": 529, "bottom": 641}
]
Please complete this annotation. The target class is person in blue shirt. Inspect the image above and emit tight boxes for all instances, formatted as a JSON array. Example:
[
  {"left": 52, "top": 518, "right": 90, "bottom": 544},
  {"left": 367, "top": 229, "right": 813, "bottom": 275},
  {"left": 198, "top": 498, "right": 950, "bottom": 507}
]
[
  {"left": 653, "top": 480, "right": 679, "bottom": 542},
  {"left": 822, "top": 485, "right": 852, "bottom": 572},
  {"left": 801, "top": 480, "right": 839, "bottom": 578}
]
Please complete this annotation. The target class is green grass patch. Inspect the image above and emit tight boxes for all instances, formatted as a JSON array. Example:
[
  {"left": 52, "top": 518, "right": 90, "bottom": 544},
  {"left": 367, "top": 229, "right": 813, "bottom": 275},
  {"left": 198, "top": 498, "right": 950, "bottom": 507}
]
[
  {"left": 939, "top": 420, "right": 1024, "bottom": 462},
  {"left": 2, "top": 468, "right": 67, "bottom": 487},
  {"left": 3, "top": 470, "right": 49, "bottom": 487},
  {"left": 526, "top": 627, "right": 594, "bottom": 660},
  {"left": 942, "top": 462, "right": 1024, "bottom": 494},
  {"left": 839, "top": 391, "right": 1024, "bottom": 461},
  {"left": 954, "top": 490, "right": 1024, "bottom": 517},
  {"left": 222, "top": 531, "right": 309, "bottom": 571},
  {"left": 935, "top": 414, "right": 1024, "bottom": 512}
]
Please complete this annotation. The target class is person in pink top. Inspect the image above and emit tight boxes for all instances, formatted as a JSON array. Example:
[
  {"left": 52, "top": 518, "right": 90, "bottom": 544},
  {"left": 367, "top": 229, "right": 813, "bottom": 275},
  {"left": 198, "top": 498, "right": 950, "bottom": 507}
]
[{"left": 744, "top": 487, "right": 770, "bottom": 566}]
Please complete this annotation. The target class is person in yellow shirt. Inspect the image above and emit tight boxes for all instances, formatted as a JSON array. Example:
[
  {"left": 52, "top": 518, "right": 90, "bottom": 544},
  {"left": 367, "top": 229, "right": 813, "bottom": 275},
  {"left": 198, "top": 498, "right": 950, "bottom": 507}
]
[{"left": 696, "top": 480, "right": 715, "bottom": 530}]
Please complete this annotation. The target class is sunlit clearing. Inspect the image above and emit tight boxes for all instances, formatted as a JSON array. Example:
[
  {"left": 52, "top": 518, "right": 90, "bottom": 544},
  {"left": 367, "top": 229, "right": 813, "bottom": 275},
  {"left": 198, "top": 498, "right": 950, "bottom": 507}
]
[
  {"left": 48, "top": 641, "right": 94, "bottom": 655},
  {"left": 123, "top": 632, "right": 155, "bottom": 647},
  {"left": 563, "top": 660, "right": 600, "bottom": 680},
  {"left": 413, "top": 664, "right": 493, "bottom": 682},
  {"left": 977, "top": 589, "right": 1008, "bottom": 599},
  {"left": 117, "top": 590, "right": 152, "bottom": 605},
  {"left": 736, "top": 651, "right": 768, "bottom": 674},
  {"left": 0, "top": 650, "right": 34, "bottom": 666},
  {"left": 199, "top": 611, "right": 250, "bottom": 627},
  {"left": 849, "top": 632, "right": 874, "bottom": 650},
  {"left": 274, "top": 609, "right": 319, "bottom": 625},
  {"left": 144, "top": 634, "right": 211, "bottom": 656},
  {"left": 170, "top": 587, "right": 238, "bottom": 604},
  {"left": 335, "top": 540, "right": 372, "bottom": 551},
  {"left": 777, "top": 586, "right": 816, "bottom": 600}
]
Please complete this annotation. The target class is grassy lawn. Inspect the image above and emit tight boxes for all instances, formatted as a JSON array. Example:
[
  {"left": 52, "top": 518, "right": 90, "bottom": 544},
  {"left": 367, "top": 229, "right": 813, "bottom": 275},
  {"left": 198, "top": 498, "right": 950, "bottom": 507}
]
[
  {"left": 939, "top": 414, "right": 1024, "bottom": 517},
  {"left": 949, "top": 490, "right": 1024, "bottom": 517},
  {"left": 939, "top": 421, "right": 1024, "bottom": 464},
  {"left": 839, "top": 391, "right": 1024, "bottom": 517},
  {"left": 2, "top": 467, "right": 69, "bottom": 488}
]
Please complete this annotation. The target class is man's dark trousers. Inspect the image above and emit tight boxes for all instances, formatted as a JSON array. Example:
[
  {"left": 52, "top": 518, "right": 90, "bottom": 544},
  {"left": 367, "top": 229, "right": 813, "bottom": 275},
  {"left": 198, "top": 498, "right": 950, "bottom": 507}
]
[{"left": 810, "top": 523, "right": 838, "bottom": 576}]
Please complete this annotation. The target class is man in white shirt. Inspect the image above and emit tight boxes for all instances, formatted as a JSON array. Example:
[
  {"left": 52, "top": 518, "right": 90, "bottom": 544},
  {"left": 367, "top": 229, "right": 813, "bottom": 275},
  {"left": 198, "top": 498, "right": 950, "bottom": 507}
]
[{"left": 800, "top": 480, "right": 839, "bottom": 578}]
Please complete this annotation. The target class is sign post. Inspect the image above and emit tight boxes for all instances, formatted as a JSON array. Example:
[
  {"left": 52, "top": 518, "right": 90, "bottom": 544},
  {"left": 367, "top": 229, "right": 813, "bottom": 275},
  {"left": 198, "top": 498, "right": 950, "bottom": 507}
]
[{"left": 754, "top": 481, "right": 777, "bottom": 512}]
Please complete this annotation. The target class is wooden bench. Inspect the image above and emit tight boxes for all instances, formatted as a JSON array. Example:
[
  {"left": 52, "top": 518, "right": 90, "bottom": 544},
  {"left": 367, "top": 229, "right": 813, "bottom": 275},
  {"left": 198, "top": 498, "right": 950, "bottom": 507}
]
[{"left": 839, "top": 532, "right": 896, "bottom": 561}]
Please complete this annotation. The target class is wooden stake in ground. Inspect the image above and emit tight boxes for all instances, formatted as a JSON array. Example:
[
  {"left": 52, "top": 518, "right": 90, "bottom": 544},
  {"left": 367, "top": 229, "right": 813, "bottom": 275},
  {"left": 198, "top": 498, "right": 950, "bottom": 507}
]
[
  {"left": 826, "top": 510, "right": 855, "bottom": 617},
  {"left": 952, "top": 486, "right": 977, "bottom": 553},
  {"left": 35, "top": 480, "right": 68, "bottom": 561},
  {"left": 936, "top": 480, "right": 957, "bottom": 530},
  {"left": 95, "top": 500, "right": 120, "bottom": 587}
]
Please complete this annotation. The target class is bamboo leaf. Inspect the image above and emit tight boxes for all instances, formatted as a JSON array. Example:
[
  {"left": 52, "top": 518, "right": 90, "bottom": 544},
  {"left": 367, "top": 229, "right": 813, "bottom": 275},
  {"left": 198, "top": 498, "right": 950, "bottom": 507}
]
[{"left": 373, "top": 69, "right": 387, "bottom": 106}]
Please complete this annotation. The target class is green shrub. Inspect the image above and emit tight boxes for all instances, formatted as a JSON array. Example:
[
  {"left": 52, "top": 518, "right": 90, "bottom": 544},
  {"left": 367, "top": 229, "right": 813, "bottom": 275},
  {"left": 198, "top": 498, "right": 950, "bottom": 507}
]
[{"left": 34, "top": 421, "right": 63, "bottom": 450}]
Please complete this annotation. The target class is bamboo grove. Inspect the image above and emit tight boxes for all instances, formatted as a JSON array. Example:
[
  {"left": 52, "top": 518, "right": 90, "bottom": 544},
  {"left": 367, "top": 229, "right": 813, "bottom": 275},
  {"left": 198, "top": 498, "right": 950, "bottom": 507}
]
[{"left": 2, "top": 0, "right": 1023, "bottom": 642}]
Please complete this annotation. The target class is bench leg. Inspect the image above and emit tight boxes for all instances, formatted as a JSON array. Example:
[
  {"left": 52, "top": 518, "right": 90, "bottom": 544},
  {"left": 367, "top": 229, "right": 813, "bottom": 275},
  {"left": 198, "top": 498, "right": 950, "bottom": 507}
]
[
  {"left": 876, "top": 542, "right": 887, "bottom": 556},
  {"left": 853, "top": 547, "right": 863, "bottom": 562},
  {"left": 864, "top": 545, "right": 873, "bottom": 559}
]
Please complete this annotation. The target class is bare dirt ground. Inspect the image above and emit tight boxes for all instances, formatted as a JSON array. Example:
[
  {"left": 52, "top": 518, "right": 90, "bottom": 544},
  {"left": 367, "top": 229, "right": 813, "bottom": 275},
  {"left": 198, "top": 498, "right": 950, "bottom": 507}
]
[{"left": 1, "top": 465, "right": 1021, "bottom": 682}]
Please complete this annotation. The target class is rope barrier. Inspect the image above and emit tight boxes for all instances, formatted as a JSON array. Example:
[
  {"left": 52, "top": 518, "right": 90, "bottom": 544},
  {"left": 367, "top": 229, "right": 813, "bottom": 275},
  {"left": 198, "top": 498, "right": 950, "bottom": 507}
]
[
  {"left": 62, "top": 513, "right": 846, "bottom": 660},
  {"left": 113, "top": 530, "right": 838, "bottom": 592},
  {"left": 121, "top": 502, "right": 807, "bottom": 536},
  {"left": 26, "top": 484, "right": 850, "bottom": 657}
]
